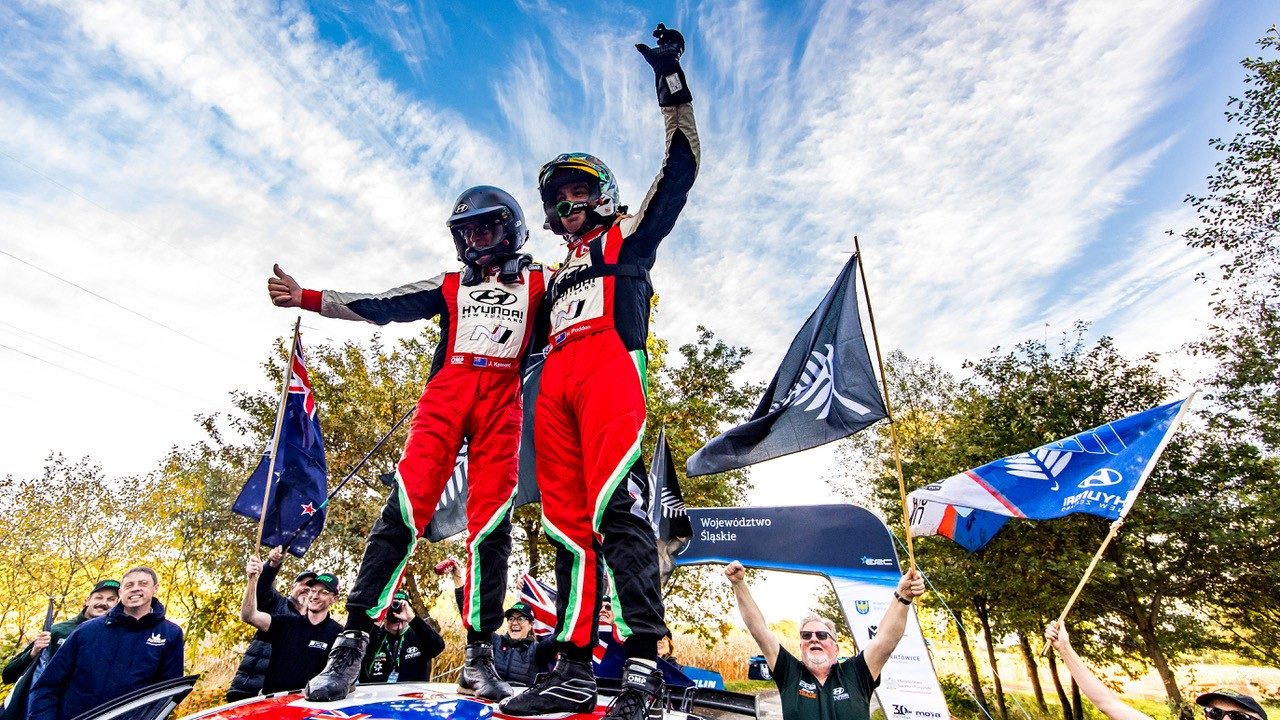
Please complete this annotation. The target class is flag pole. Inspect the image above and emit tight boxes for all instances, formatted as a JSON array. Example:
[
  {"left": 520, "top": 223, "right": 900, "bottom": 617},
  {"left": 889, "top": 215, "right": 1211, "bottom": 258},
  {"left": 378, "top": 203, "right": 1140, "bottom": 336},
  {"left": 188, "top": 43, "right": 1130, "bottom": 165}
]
[
  {"left": 280, "top": 404, "right": 417, "bottom": 549},
  {"left": 257, "top": 317, "right": 301, "bottom": 551},
  {"left": 854, "top": 235, "right": 916, "bottom": 570},
  {"left": 1040, "top": 391, "right": 1198, "bottom": 655}
]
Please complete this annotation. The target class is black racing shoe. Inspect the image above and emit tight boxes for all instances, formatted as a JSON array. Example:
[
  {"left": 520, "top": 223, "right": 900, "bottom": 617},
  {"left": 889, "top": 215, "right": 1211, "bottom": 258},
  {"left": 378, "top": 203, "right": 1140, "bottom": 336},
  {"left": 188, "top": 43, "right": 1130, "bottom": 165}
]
[
  {"left": 498, "top": 655, "right": 597, "bottom": 716},
  {"left": 603, "top": 660, "right": 664, "bottom": 720},
  {"left": 303, "top": 630, "right": 368, "bottom": 701},
  {"left": 458, "top": 642, "right": 514, "bottom": 701}
]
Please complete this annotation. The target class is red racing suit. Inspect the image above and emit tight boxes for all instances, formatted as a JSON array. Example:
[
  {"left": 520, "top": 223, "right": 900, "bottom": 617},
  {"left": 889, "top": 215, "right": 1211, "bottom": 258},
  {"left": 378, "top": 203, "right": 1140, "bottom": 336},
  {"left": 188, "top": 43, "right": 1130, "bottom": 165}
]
[
  {"left": 536, "top": 101, "right": 700, "bottom": 655},
  {"left": 300, "top": 261, "right": 549, "bottom": 638}
]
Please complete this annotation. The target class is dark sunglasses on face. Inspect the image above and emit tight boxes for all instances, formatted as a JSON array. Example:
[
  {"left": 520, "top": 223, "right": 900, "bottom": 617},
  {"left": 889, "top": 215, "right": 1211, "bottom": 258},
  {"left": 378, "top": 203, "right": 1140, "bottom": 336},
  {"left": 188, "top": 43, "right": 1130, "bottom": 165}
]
[
  {"left": 799, "top": 630, "right": 832, "bottom": 641},
  {"left": 1204, "top": 708, "right": 1259, "bottom": 720}
]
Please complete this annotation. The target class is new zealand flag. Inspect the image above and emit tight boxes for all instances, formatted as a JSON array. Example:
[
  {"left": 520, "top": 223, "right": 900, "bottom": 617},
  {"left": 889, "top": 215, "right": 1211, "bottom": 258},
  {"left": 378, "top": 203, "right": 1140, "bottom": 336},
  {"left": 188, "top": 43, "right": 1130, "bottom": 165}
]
[
  {"left": 233, "top": 333, "right": 329, "bottom": 557},
  {"left": 687, "top": 253, "right": 887, "bottom": 476}
]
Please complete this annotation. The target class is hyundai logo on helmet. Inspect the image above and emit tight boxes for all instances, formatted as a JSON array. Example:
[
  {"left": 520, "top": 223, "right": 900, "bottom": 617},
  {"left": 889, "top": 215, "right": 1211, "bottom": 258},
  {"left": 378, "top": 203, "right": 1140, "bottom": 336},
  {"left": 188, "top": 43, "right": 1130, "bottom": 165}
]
[
  {"left": 470, "top": 288, "right": 517, "bottom": 306},
  {"left": 455, "top": 203, "right": 469, "bottom": 213}
]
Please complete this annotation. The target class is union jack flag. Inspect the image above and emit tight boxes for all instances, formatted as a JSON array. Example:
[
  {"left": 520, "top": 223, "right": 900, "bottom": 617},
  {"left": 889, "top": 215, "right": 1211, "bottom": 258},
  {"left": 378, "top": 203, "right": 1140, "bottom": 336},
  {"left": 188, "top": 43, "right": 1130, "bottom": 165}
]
[
  {"left": 518, "top": 574, "right": 559, "bottom": 639},
  {"left": 288, "top": 334, "right": 317, "bottom": 418},
  {"left": 518, "top": 574, "right": 615, "bottom": 661}
]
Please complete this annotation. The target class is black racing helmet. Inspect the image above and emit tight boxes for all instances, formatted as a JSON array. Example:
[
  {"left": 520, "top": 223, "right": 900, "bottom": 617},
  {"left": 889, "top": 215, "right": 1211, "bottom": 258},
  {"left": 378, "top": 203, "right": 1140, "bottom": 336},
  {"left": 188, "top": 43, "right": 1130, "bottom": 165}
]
[{"left": 446, "top": 185, "right": 528, "bottom": 269}]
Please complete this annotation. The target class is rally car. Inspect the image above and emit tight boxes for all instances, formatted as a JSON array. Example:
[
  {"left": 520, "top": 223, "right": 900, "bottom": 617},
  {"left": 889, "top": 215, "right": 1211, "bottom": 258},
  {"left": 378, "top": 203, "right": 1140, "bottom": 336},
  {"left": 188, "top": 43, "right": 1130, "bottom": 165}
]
[{"left": 75, "top": 675, "right": 758, "bottom": 720}]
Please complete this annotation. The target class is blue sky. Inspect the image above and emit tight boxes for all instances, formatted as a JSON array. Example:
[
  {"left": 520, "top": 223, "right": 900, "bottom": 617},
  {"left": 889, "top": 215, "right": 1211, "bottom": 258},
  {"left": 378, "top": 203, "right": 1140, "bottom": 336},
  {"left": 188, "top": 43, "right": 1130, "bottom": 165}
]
[{"left": 0, "top": 0, "right": 1273, "bottom": 501}]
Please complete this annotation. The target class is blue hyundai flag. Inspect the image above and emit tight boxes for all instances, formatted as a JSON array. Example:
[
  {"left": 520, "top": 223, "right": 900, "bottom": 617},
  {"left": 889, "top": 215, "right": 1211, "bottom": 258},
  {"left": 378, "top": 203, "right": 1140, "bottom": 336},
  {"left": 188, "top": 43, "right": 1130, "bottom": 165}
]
[
  {"left": 908, "top": 397, "right": 1193, "bottom": 551},
  {"left": 232, "top": 334, "right": 329, "bottom": 557},
  {"left": 686, "top": 253, "right": 887, "bottom": 476}
]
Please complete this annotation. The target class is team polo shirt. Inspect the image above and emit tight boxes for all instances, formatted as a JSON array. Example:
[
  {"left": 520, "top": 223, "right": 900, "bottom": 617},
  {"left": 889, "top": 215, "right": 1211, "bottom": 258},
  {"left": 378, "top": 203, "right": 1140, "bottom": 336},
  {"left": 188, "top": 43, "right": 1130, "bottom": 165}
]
[
  {"left": 261, "top": 613, "right": 342, "bottom": 694},
  {"left": 771, "top": 647, "right": 879, "bottom": 720}
]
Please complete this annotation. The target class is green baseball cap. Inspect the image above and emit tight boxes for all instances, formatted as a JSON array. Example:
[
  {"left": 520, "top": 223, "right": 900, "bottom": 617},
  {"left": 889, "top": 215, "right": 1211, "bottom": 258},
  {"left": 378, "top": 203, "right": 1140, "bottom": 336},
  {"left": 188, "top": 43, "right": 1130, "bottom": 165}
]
[
  {"left": 90, "top": 580, "right": 120, "bottom": 594},
  {"left": 307, "top": 573, "right": 340, "bottom": 595}
]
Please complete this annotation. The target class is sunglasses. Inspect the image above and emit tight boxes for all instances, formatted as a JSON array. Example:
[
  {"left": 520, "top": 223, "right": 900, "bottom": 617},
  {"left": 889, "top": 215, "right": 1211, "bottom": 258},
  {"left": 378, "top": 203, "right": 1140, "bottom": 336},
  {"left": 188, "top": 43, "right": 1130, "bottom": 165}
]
[
  {"left": 1204, "top": 708, "right": 1259, "bottom": 720},
  {"left": 799, "top": 630, "right": 832, "bottom": 641}
]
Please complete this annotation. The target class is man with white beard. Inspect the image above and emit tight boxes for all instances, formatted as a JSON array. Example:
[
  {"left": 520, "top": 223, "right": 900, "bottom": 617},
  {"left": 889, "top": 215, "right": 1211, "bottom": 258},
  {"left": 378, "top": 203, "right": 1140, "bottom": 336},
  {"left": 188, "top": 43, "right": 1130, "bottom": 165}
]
[{"left": 724, "top": 561, "right": 926, "bottom": 720}]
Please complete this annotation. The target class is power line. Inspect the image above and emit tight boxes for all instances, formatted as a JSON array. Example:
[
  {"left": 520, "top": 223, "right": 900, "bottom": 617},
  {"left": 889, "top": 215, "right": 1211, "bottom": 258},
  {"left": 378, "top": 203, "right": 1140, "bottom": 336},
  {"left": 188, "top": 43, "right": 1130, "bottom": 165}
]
[
  {"left": 0, "top": 319, "right": 223, "bottom": 405},
  {"left": 0, "top": 247, "right": 248, "bottom": 362},
  {"left": 0, "top": 341, "right": 182, "bottom": 411}
]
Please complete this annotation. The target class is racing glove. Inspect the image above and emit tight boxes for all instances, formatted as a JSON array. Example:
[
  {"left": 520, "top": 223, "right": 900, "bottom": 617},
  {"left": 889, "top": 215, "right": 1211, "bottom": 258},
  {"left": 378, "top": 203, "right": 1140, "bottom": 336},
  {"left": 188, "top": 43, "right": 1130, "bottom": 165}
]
[{"left": 635, "top": 24, "right": 692, "bottom": 107}]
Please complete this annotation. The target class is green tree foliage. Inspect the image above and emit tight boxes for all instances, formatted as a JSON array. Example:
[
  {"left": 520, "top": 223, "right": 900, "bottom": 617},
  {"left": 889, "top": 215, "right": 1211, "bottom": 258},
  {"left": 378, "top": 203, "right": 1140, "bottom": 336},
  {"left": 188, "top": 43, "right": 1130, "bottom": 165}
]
[
  {"left": 840, "top": 329, "right": 1280, "bottom": 720},
  {"left": 0, "top": 456, "right": 151, "bottom": 651},
  {"left": 644, "top": 324, "right": 763, "bottom": 643},
  {"left": 1178, "top": 26, "right": 1280, "bottom": 664},
  {"left": 0, "top": 313, "right": 761, "bottom": 685}
]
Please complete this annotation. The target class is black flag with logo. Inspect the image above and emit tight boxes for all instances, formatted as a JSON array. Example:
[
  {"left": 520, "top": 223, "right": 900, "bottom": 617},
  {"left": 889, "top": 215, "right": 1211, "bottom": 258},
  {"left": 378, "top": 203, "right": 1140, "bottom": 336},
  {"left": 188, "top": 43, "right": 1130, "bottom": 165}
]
[
  {"left": 650, "top": 428, "right": 692, "bottom": 586},
  {"left": 686, "top": 253, "right": 887, "bottom": 477},
  {"left": 648, "top": 428, "right": 691, "bottom": 541},
  {"left": 425, "top": 351, "right": 546, "bottom": 541}
]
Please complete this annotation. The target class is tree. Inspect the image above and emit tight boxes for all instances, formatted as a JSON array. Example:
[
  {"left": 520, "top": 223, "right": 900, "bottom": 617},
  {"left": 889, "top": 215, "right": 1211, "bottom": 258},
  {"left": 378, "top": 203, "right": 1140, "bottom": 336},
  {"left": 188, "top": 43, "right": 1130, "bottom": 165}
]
[
  {"left": 1178, "top": 26, "right": 1280, "bottom": 665},
  {"left": 841, "top": 329, "right": 1279, "bottom": 720},
  {"left": 646, "top": 325, "right": 763, "bottom": 643},
  {"left": 0, "top": 456, "right": 151, "bottom": 651}
]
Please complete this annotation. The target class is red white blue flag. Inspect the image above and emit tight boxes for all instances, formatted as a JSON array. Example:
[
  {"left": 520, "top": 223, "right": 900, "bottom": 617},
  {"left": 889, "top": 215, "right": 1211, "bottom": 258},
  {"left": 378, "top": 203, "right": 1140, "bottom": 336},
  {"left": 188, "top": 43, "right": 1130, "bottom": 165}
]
[
  {"left": 232, "top": 333, "right": 330, "bottom": 557},
  {"left": 908, "top": 396, "right": 1193, "bottom": 551}
]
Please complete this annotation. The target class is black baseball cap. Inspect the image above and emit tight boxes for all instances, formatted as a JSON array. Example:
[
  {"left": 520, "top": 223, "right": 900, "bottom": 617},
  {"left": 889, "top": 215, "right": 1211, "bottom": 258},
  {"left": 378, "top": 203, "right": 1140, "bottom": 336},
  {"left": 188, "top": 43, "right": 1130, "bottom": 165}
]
[
  {"left": 90, "top": 580, "right": 120, "bottom": 595},
  {"left": 505, "top": 602, "right": 534, "bottom": 621},
  {"left": 307, "top": 573, "right": 340, "bottom": 595},
  {"left": 293, "top": 570, "right": 318, "bottom": 584},
  {"left": 1197, "top": 690, "right": 1267, "bottom": 720}
]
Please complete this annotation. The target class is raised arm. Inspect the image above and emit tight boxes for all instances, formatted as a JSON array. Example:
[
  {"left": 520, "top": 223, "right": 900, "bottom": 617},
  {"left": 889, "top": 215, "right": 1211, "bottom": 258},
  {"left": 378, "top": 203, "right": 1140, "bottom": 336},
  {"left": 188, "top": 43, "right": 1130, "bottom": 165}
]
[
  {"left": 267, "top": 264, "right": 448, "bottom": 325},
  {"left": 257, "top": 545, "right": 287, "bottom": 611},
  {"left": 724, "top": 561, "right": 780, "bottom": 669},
  {"left": 621, "top": 25, "right": 700, "bottom": 258},
  {"left": 240, "top": 557, "right": 272, "bottom": 632},
  {"left": 863, "top": 569, "right": 926, "bottom": 679},
  {"left": 1046, "top": 622, "right": 1153, "bottom": 720}
]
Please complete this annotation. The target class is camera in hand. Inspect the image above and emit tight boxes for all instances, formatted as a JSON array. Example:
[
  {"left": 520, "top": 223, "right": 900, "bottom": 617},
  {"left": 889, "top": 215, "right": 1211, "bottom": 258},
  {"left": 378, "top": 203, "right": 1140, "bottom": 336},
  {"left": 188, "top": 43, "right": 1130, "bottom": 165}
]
[{"left": 390, "top": 600, "right": 404, "bottom": 613}]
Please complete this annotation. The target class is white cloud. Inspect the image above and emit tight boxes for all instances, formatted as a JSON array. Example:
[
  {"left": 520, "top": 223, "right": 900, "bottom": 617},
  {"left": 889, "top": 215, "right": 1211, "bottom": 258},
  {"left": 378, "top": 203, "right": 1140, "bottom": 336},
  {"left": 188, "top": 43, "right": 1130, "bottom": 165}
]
[{"left": 0, "top": 0, "right": 1225, "bottom": 492}]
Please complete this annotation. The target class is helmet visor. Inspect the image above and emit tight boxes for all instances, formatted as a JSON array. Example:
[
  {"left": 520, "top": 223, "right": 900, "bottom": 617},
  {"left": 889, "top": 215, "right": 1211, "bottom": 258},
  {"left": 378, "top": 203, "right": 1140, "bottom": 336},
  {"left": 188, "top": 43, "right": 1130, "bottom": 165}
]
[{"left": 452, "top": 217, "right": 506, "bottom": 252}]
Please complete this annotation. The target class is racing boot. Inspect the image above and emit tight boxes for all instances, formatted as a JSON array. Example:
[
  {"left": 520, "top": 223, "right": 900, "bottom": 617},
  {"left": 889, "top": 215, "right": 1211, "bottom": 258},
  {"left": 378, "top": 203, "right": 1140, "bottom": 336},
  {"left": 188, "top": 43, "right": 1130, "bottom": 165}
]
[
  {"left": 458, "top": 641, "right": 514, "bottom": 701},
  {"left": 603, "top": 659, "right": 664, "bottom": 720},
  {"left": 303, "top": 630, "right": 368, "bottom": 701},
  {"left": 498, "top": 654, "right": 597, "bottom": 716}
]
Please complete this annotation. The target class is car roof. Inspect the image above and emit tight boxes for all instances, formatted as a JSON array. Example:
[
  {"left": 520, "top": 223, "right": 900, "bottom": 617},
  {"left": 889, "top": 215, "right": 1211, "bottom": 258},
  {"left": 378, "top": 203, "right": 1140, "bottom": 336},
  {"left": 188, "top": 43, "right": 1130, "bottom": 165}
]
[{"left": 182, "top": 681, "right": 756, "bottom": 720}]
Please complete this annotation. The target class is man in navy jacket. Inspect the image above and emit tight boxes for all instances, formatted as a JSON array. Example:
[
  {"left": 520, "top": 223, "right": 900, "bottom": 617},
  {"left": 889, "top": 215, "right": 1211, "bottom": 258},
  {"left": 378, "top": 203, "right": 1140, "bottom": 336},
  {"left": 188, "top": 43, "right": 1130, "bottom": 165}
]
[{"left": 28, "top": 567, "right": 185, "bottom": 720}]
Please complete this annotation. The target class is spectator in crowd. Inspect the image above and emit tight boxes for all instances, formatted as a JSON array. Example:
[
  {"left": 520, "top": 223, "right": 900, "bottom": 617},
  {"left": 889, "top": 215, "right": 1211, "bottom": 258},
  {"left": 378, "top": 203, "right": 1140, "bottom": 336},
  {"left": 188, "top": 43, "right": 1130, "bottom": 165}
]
[
  {"left": 724, "top": 560, "right": 925, "bottom": 720},
  {"left": 1, "top": 580, "right": 120, "bottom": 720},
  {"left": 226, "top": 546, "right": 316, "bottom": 700},
  {"left": 446, "top": 558, "right": 554, "bottom": 687},
  {"left": 361, "top": 590, "right": 445, "bottom": 684},
  {"left": 1045, "top": 622, "right": 1269, "bottom": 720},
  {"left": 28, "top": 567, "right": 184, "bottom": 720},
  {"left": 490, "top": 601, "right": 556, "bottom": 687},
  {"left": 240, "top": 558, "right": 341, "bottom": 695},
  {"left": 656, "top": 631, "right": 680, "bottom": 669}
]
